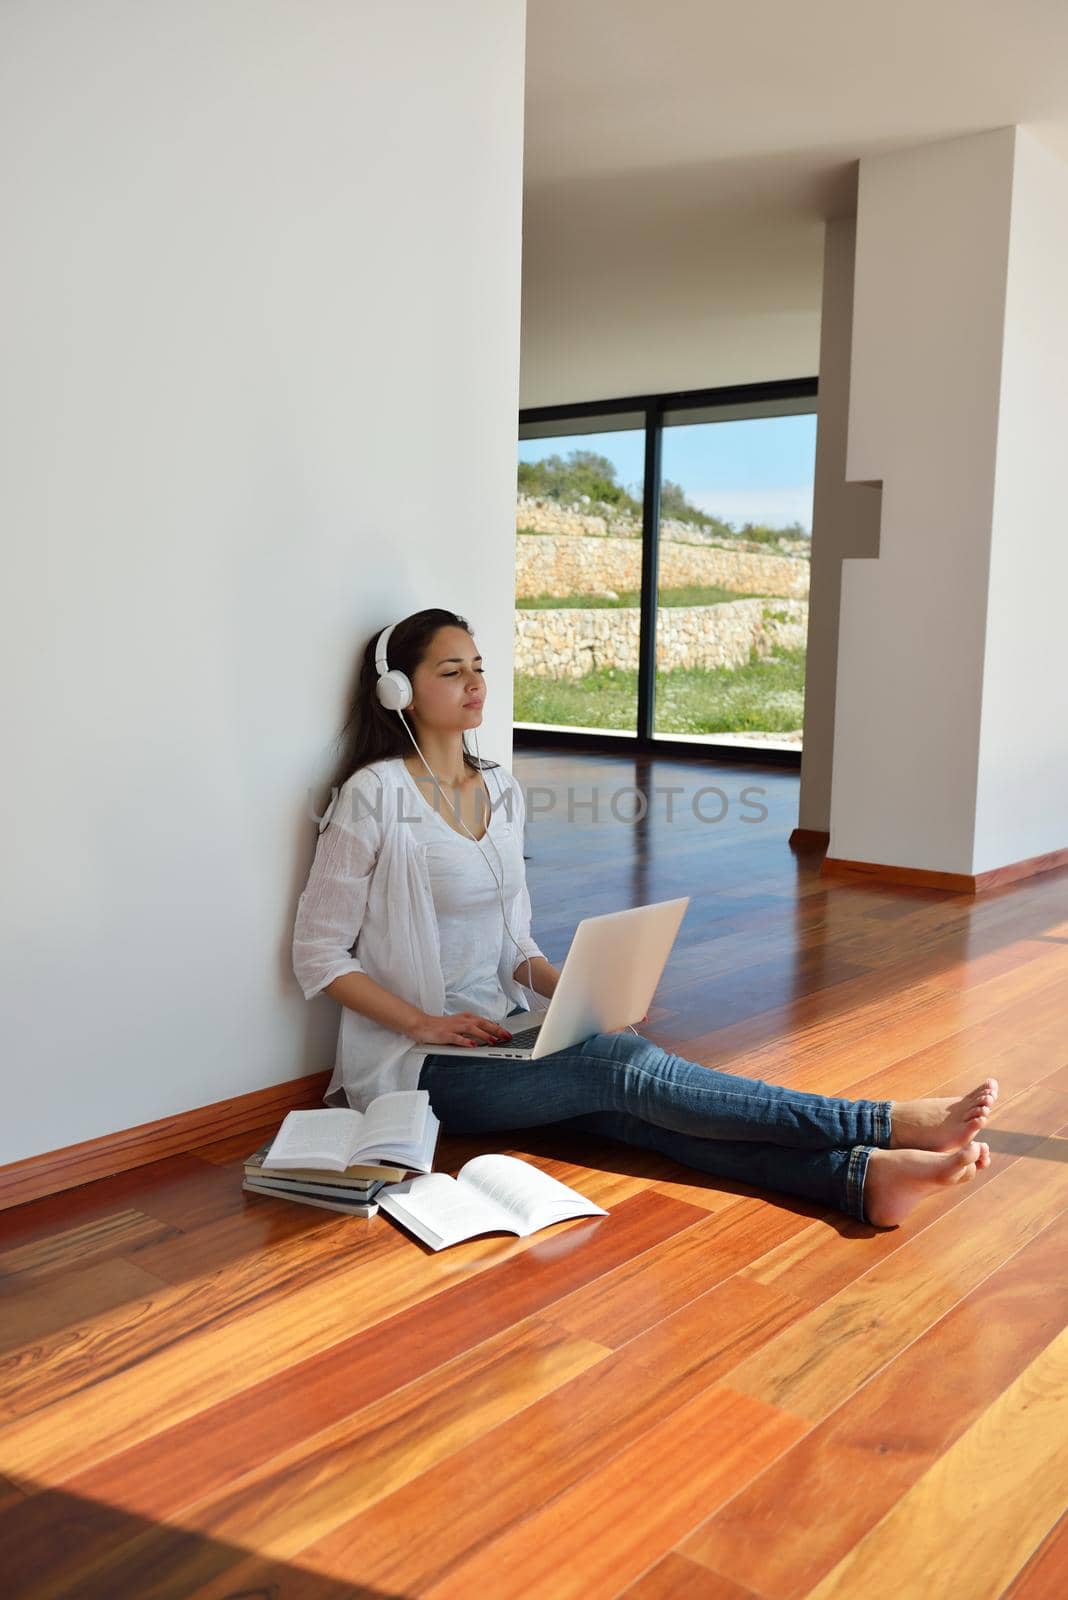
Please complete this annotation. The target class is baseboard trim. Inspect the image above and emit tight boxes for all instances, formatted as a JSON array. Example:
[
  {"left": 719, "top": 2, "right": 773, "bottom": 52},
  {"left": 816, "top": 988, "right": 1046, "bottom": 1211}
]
[
  {"left": 821, "top": 845, "right": 1068, "bottom": 895},
  {"left": 788, "top": 828, "right": 830, "bottom": 849},
  {"left": 0, "top": 1070, "right": 331, "bottom": 1213},
  {"left": 972, "top": 846, "right": 1068, "bottom": 892}
]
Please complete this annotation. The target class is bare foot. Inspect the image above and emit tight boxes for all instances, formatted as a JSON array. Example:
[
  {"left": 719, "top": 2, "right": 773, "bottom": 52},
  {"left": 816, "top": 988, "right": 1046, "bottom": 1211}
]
[
  {"left": 864, "top": 1142, "right": 991, "bottom": 1227},
  {"left": 888, "top": 1078, "right": 998, "bottom": 1151}
]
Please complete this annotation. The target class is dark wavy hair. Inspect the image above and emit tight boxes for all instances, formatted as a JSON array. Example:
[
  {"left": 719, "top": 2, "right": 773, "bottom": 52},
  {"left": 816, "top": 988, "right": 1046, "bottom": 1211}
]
[{"left": 325, "top": 607, "right": 497, "bottom": 798}]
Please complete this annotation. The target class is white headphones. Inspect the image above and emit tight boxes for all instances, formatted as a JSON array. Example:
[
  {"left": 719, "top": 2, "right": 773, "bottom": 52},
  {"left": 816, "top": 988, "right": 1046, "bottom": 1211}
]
[
  {"left": 373, "top": 620, "right": 534, "bottom": 999},
  {"left": 374, "top": 622, "right": 414, "bottom": 713}
]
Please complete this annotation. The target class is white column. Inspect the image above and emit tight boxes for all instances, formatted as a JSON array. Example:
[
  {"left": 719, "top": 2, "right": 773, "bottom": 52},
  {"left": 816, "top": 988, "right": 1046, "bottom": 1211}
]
[
  {"left": 796, "top": 216, "right": 881, "bottom": 835},
  {"left": 972, "top": 131, "right": 1068, "bottom": 873},
  {"left": 828, "top": 125, "right": 1068, "bottom": 878}
]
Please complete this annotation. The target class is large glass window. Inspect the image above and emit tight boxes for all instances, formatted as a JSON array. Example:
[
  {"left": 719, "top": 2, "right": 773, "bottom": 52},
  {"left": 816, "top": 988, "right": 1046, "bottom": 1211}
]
[
  {"left": 515, "top": 384, "right": 815, "bottom": 754},
  {"left": 654, "top": 401, "right": 815, "bottom": 751},
  {"left": 514, "top": 413, "right": 644, "bottom": 738}
]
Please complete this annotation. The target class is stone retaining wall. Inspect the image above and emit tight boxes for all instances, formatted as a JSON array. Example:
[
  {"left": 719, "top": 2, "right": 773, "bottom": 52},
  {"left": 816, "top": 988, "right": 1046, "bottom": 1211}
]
[
  {"left": 515, "top": 532, "right": 809, "bottom": 602},
  {"left": 516, "top": 495, "right": 812, "bottom": 559},
  {"left": 517, "top": 495, "right": 637, "bottom": 539},
  {"left": 515, "top": 599, "right": 808, "bottom": 679}
]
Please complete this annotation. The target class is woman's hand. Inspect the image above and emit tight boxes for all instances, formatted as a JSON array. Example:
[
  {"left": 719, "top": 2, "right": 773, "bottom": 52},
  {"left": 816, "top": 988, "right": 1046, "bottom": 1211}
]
[{"left": 409, "top": 1011, "right": 514, "bottom": 1047}]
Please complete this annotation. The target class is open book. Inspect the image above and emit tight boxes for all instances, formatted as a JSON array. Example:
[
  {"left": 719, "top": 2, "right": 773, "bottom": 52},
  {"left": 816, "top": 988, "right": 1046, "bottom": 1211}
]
[
  {"left": 376, "top": 1154, "right": 607, "bottom": 1251},
  {"left": 264, "top": 1091, "right": 439, "bottom": 1175}
]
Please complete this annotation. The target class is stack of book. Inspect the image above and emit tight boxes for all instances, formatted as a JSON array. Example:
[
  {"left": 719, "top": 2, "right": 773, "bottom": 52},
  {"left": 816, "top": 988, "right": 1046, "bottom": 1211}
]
[
  {"left": 242, "top": 1090, "right": 441, "bottom": 1217},
  {"left": 243, "top": 1146, "right": 397, "bottom": 1216},
  {"left": 243, "top": 1089, "right": 610, "bottom": 1251}
]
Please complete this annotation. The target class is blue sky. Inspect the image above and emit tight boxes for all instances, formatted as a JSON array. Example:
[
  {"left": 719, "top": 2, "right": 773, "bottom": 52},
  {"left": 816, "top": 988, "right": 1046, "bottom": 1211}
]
[{"left": 519, "top": 413, "right": 817, "bottom": 533}]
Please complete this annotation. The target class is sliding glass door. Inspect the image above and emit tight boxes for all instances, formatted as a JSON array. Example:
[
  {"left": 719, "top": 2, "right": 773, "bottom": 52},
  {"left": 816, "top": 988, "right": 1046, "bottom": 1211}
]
[
  {"left": 515, "top": 381, "right": 816, "bottom": 755},
  {"left": 654, "top": 399, "right": 816, "bottom": 751},
  {"left": 514, "top": 411, "right": 645, "bottom": 737}
]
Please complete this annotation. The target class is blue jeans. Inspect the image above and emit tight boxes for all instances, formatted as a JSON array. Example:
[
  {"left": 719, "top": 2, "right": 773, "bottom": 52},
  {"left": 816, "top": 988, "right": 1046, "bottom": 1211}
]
[{"left": 417, "top": 1016, "right": 892, "bottom": 1223}]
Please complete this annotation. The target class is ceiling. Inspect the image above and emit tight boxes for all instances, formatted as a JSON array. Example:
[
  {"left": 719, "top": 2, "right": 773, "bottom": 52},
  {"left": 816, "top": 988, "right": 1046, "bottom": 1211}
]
[{"left": 523, "top": 0, "right": 1068, "bottom": 220}]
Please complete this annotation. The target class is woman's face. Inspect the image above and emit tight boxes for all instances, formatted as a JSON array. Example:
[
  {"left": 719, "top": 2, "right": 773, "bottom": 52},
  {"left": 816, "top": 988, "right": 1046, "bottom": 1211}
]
[{"left": 409, "top": 626, "right": 485, "bottom": 734}]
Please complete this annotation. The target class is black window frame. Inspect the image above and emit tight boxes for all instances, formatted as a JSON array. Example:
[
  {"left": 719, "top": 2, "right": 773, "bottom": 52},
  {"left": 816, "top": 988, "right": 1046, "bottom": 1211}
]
[{"left": 516, "top": 376, "right": 818, "bottom": 768}]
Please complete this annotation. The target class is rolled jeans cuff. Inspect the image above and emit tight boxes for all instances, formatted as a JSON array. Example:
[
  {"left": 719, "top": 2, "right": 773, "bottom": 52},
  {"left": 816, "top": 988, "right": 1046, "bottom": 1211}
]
[
  {"left": 871, "top": 1098, "right": 893, "bottom": 1147},
  {"left": 845, "top": 1144, "right": 874, "bottom": 1222}
]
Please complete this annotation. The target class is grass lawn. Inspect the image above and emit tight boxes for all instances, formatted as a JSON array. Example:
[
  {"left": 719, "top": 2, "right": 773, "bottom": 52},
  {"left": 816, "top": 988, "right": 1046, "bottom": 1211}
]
[
  {"left": 514, "top": 646, "right": 806, "bottom": 734},
  {"left": 517, "top": 584, "right": 776, "bottom": 609}
]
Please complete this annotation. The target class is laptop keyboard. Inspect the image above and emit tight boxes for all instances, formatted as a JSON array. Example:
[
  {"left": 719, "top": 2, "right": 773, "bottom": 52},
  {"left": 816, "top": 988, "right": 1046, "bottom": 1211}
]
[{"left": 494, "top": 1023, "right": 542, "bottom": 1049}]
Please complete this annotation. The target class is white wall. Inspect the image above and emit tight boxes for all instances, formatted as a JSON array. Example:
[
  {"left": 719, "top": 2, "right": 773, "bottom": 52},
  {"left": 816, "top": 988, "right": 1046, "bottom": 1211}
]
[
  {"left": 0, "top": 0, "right": 527, "bottom": 1165},
  {"left": 829, "top": 128, "right": 1016, "bottom": 874},
  {"left": 519, "top": 186, "right": 823, "bottom": 405},
  {"left": 973, "top": 129, "right": 1068, "bottom": 872}
]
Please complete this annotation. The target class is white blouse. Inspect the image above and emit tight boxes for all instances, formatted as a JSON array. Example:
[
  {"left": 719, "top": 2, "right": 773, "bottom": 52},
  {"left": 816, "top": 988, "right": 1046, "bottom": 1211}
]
[
  {"left": 292, "top": 756, "right": 544, "bottom": 1111},
  {"left": 422, "top": 783, "right": 520, "bottom": 1022}
]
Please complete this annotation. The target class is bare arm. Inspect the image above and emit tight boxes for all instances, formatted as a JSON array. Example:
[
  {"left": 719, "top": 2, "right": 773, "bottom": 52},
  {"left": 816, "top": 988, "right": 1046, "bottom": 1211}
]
[
  {"left": 324, "top": 971, "right": 424, "bottom": 1036},
  {"left": 513, "top": 955, "right": 561, "bottom": 1000},
  {"left": 324, "top": 971, "right": 512, "bottom": 1047}
]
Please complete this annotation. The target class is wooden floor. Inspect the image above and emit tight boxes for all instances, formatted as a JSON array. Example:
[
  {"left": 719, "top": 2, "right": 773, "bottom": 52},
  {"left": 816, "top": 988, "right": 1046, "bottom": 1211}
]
[{"left": 2, "top": 746, "right": 1067, "bottom": 1599}]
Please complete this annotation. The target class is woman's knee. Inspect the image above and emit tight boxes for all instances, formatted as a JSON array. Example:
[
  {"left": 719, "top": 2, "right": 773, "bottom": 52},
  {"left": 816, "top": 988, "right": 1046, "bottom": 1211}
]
[{"left": 576, "top": 1029, "right": 663, "bottom": 1069}]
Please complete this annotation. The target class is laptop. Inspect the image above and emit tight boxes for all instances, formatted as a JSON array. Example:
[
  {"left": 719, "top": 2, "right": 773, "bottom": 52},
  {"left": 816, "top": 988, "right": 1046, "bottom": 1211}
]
[{"left": 427, "top": 896, "right": 690, "bottom": 1060}]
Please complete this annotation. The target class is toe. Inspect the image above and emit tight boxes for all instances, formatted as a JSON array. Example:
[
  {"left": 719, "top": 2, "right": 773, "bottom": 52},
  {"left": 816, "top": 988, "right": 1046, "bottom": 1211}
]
[{"left": 954, "top": 1143, "right": 980, "bottom": 1177}]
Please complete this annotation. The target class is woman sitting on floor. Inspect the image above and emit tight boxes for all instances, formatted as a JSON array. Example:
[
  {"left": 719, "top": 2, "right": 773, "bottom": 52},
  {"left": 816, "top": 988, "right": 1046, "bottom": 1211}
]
[{"left": 292, "top": 607, "right": 995, "bottom": 1229}]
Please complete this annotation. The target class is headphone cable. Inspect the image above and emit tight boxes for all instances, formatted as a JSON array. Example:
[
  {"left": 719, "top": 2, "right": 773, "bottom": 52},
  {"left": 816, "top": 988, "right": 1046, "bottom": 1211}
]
[{"left": 396, "top": 709, "right": 535, "bottom": 1002}]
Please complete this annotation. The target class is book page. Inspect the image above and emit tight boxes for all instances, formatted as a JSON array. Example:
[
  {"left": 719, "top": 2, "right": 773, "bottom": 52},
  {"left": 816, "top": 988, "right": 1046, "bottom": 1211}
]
[
  {"left": 380, "top": 1172, "right": 516, "bottom": 1245},
  {"left": 266, "top": 1108, "right": 365, "bottom": 1169},
  {"left": 458, "top": 1155, "right": 606, "bottom": 1232},
  {"left": 358, "top": 1090, "right": 427, "bottom": 1156}
]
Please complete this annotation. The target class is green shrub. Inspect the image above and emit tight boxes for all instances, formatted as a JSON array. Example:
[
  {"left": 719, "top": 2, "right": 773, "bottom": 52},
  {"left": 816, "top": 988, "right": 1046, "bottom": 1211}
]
[{"left": 517, "top": 451, "right": 642, "bottom": 517}]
